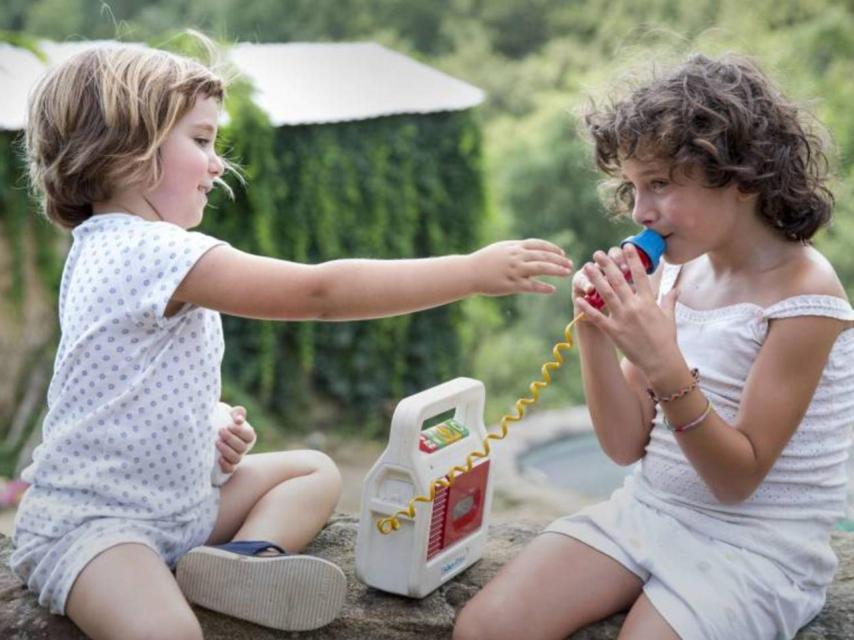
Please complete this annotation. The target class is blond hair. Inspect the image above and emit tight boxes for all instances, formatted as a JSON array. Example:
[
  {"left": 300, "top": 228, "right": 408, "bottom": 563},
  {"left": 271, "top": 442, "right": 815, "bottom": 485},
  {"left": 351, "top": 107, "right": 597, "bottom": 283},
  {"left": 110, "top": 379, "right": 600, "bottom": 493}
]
[{"left": 26, "top": 42, "right": 233, "bottom": 228}]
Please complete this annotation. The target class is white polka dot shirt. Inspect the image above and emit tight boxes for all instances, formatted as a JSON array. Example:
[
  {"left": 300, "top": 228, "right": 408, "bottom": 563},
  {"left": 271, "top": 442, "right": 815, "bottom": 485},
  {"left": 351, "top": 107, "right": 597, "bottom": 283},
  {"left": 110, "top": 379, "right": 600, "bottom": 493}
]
[{"left": 17, "top": 213, "right": 228, "bottom": 538}]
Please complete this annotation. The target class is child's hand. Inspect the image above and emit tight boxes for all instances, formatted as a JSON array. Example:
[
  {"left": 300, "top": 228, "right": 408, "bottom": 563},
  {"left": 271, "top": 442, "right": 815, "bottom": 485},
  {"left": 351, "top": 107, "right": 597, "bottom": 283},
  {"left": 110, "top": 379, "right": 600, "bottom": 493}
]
[
  {"left": 216, "top": 406, "right": 256, "bottom": 473},
  {"left": 572, "top": 246, "right": 631, "bottom": 317},
  {"left": 574, "top": 245, "right": 680, "bottom": 372},
  {"left": 469, "top": 239, "right": 572, "bottom": 295},
  {"left": 572, "top": 266, "right": 595, "bottom": 312}
]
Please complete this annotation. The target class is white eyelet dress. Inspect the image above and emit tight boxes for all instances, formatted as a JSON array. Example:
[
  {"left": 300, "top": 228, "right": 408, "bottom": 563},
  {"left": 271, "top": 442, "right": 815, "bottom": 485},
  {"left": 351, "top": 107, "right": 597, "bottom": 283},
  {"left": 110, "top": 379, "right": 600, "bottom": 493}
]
[
  {"left": 545, "top": 262, "right": 854, "bottom": 640},
  {"left": 10, "top": 213, "right": 228, "bottom": 615}
]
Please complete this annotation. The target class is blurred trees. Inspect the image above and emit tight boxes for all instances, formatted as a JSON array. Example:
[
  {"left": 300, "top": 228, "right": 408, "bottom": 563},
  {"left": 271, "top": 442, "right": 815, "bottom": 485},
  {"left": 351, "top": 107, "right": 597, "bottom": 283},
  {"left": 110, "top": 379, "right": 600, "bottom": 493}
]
[{"left": 3, "top": 0, "right": 853, "bottom": 424}]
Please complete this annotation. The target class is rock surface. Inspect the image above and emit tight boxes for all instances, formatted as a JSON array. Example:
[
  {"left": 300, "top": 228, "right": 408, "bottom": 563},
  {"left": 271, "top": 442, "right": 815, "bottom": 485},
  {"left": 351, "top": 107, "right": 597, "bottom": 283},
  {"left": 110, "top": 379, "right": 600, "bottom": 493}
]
[{"left": 2, "top": 515, "right": 853, "bottom": 639}]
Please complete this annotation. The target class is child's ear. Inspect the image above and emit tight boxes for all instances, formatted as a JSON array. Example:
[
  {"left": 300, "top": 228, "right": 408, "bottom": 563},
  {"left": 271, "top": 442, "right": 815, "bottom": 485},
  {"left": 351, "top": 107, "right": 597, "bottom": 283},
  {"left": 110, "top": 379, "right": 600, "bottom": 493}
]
[{"left": 736, "top": 186, "right": 759, "bottom": 202}]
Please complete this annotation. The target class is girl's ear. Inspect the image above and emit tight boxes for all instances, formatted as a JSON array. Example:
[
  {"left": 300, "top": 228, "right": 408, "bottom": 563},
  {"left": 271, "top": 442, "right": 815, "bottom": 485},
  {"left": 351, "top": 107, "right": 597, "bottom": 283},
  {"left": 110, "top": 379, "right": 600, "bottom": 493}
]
[{"left": 736, "top": 186, "right": 759, "bottom": 202}]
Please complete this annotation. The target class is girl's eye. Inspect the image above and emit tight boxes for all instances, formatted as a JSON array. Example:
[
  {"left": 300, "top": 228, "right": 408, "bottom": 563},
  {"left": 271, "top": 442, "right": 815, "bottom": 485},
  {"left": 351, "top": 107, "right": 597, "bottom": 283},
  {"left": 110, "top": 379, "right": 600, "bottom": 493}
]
[
  {"left": 650, "top": 180, "right": 668, "bottom": 192},
  {"left": 194, "top": 138, "right": 211, "bottom": 147}
]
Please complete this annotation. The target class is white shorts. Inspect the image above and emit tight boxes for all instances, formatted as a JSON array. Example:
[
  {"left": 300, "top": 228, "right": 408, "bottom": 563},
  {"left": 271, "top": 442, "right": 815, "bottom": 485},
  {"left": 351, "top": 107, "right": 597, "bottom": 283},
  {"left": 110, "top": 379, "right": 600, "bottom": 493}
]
[
  {"left": 10, "top": 496, "right": 219, "bottom": 615},
  {"left": 544, "top": 487, "right": 825, "bottom": 640}
]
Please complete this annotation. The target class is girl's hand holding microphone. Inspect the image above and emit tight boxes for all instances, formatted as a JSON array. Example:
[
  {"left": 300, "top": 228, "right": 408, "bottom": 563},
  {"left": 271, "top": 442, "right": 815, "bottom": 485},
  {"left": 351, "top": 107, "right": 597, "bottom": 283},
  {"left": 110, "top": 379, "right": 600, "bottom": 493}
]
[{"left": 573, "top": 243, "right": 681, "bottom": 373}]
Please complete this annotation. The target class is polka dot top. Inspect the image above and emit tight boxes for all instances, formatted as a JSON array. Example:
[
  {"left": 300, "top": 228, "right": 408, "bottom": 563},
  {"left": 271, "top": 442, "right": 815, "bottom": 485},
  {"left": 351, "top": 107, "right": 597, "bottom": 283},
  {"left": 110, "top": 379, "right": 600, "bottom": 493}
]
[
  {"left": 17, "top": 213, "right": 228, "bottom": 538},
  {"left": 628, "top": 262, "right": 854, "bottom": 589}
]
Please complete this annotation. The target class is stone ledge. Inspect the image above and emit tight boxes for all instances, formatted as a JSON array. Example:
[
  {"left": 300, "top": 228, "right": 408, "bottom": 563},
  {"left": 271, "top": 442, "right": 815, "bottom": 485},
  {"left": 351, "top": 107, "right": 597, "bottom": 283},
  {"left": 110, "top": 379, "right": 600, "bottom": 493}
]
[{"left": 2, "top": 515, "right": 853, "bottom": 638}]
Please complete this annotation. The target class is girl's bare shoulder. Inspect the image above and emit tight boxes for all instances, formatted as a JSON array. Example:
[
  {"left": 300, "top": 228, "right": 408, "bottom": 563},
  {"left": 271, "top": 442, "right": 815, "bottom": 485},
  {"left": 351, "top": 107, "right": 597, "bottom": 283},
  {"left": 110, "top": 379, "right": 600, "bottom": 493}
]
[{"left": 782, "top": 246, "right": 847, "bottom": 301}]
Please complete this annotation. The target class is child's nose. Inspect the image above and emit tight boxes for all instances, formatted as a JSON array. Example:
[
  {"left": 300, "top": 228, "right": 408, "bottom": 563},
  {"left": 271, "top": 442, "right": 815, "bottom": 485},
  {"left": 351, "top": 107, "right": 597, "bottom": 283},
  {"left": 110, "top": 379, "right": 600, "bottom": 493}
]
[
  {"left": 209, "top": 153, "right": 225, "bottom": 177},
  {"left": 631, "top": 193, "right": 658, "bottom": 226}
]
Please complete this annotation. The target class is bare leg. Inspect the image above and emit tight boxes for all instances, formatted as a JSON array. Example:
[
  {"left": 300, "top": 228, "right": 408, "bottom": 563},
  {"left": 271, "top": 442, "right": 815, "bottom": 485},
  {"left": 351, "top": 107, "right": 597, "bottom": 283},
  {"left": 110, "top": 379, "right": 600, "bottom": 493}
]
[
  {"left": 207, "top": 450, "right": 342, "bottom": 551},
  {"left": 66, "top": 543, "right": 202, "bottom": 640},
  {"left": 617, "top": 592, "right": 681, "bottom": 640},
  {"left": 454, "top": 533, "right": 643, "bottom": 640},
  {"left": 176, "top": 451, "right": 346, "bottom": 631}
]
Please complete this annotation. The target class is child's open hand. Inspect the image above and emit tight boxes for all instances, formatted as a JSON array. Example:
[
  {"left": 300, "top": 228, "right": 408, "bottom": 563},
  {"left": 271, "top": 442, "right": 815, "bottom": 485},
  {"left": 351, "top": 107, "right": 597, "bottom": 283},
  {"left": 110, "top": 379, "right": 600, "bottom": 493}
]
[
  {"left": 216, "top": 405, "right": 256, "bottom": 473},
  {"left": 469, "top": 239, "right": 572, "bottom": 295}
]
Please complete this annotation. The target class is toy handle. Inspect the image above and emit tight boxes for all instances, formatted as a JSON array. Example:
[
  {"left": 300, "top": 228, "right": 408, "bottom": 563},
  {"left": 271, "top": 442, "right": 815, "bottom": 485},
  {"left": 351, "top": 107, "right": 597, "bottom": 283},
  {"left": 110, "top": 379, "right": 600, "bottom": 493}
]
[{"left": 387, "top": 377, "right": 486, "bottom": 454}]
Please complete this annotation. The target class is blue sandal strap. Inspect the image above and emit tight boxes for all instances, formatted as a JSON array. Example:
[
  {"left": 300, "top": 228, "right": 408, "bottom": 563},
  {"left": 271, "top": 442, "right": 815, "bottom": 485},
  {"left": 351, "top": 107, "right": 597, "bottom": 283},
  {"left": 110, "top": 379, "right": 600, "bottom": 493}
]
[{"left": 214, "top": 540, "right": 288, "bottom": 556}]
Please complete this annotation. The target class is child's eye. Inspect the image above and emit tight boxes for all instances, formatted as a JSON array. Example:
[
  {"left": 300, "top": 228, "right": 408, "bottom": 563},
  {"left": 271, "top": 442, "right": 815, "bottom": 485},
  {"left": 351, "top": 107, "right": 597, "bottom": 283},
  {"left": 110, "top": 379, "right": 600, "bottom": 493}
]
[
  {"left": 650, "top": 179, "right": 669, "bottom": 192},
  {"left": 194, "top": 138, "right": 212, "bottom": 147}
]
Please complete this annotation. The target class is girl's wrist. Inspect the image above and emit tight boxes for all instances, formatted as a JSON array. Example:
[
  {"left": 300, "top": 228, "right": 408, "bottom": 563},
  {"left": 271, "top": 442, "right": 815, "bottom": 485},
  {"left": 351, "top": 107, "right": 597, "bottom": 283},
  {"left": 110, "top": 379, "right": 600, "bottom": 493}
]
[
  {"left": 575, "top": 324, "right": 616, "bottom": 359},
  {"left": 642, "top": 348, "right": 692, "bottom": 393}
]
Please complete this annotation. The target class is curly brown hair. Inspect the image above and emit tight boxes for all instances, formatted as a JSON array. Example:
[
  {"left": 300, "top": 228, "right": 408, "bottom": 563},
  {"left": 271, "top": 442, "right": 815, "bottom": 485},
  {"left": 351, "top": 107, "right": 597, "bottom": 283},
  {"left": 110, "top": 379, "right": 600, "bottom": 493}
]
[{"left": 585, "top": 53, "right": 834, "bottom": 242}]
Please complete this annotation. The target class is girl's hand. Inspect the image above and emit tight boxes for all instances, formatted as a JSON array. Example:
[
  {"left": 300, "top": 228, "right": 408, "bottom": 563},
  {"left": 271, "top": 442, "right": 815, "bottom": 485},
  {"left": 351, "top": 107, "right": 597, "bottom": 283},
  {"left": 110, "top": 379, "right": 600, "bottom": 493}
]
[
  {"left": 216, "top": 406, "right": 256, "bottom": 473},
  {"left": 573, "top": 244, "right": 680, "bottom": 372},
  {"left": 469, "top": 239, "right": 572, "bottom": 296},
  {"left": 572, "top": 246, "right": 630, "bottom": 320}
]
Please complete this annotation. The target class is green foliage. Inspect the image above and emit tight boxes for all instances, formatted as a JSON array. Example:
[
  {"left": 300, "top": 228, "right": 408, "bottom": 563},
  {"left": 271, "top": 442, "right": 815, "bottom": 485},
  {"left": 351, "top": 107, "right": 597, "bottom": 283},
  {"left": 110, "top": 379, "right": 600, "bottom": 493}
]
[
  {"left": 496, "top": 110, "right": 635, "bottom": 263},
  {"left": 200, "top": 108, "right": 486, "bottom": 433},
  {"left": 0, "top": 29, "right": 45, "bottom": 58},
  {"left": 0, "top": 131, "right": 64, "bottom": 311},
  {"left": 4, "top": 0, "right": 854, "bottom": 439}
]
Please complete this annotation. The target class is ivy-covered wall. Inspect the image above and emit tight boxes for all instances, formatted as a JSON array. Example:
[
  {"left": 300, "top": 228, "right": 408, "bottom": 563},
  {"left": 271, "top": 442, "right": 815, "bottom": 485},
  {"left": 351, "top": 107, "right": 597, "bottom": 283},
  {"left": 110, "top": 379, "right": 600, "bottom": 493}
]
[
  {"left": 0, "top": 130, "right": 64, "bottom": 476},
  {"left": 203, "top": 97, "right": 487, "bottom": 431},
  {"left": 0, "top": 131, "right": 64, "bottom": 307}
]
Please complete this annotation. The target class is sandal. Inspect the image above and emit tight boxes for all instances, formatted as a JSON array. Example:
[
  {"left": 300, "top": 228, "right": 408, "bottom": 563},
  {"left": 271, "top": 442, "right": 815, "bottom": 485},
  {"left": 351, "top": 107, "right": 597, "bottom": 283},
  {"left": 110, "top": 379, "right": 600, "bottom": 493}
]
[{"left": 176, "top": 539, "right": 346, "bottom": 631}]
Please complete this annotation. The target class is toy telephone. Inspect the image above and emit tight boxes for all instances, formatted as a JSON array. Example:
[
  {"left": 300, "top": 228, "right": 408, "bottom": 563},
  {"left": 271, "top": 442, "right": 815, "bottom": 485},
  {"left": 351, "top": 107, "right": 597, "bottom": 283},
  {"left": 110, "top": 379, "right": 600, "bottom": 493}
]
[
  {"left": 355, "top": 377, "right": 493, "bottom": 598},
  {"left": 355, "top": 229, "right": 665, "bottom": 598}
]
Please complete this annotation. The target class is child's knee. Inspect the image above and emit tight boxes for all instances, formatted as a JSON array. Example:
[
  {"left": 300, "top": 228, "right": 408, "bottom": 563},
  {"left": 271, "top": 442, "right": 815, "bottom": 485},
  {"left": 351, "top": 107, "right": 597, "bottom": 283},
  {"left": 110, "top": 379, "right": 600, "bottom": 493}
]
[
  {"left": 453, "top": 597, "right": 504, "bottom": 640},
  {"left": 125, "top": 610, "right": 202, "bottom": 640},
  {"left": 304, "top": 450, "right": 343, "bottom": 501}
]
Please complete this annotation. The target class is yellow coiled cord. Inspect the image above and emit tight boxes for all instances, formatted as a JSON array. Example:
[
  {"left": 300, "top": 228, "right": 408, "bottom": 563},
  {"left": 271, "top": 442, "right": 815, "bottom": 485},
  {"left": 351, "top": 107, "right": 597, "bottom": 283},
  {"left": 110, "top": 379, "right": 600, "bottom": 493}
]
[{"left": 376, "top": 313, "right": 584, "bottom": 534}]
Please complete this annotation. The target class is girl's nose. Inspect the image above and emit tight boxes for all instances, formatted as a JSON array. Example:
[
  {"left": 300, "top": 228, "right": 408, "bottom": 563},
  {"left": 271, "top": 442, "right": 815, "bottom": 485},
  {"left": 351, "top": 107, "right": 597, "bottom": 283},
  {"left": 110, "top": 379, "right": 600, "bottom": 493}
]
[{"left": 631, "top": 192, "right": 658, "bottom": 227}]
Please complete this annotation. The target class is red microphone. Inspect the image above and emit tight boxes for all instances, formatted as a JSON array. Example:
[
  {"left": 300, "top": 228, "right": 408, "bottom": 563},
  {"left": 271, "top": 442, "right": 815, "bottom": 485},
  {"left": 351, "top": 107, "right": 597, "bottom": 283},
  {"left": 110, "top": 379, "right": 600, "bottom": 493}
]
[{"left": 584, "top": 229, "right": 666, "bottom": 310}]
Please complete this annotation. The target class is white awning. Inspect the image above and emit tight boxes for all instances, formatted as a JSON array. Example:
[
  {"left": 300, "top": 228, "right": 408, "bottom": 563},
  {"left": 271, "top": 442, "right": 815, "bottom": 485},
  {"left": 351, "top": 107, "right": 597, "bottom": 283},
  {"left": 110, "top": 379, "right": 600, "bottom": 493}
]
[
  {"left": 0, "top": 40, "right": 484, "bottom": 131},
  {"left": 228, "top": 42, "right": 484, "bottom": 125},
  {"left": 0, "top": 43, "right": 46, "bottom": 131}
]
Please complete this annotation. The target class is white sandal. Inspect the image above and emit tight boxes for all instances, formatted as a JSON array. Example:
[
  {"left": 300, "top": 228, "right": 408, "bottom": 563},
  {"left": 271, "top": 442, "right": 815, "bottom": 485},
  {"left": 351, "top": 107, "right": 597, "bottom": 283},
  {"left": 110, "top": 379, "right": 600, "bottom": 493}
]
[{"left": 176, "top": 540, "right": 346, "bottom": 631}]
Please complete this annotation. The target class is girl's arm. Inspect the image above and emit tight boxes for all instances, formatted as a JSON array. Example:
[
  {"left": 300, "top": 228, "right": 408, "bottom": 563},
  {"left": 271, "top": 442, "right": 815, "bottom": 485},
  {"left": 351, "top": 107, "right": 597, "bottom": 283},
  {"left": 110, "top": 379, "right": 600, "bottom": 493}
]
[
  {"left": 577, "top": 245, "right": 848, "bottom": 503},
  {"left": 571, "top": 257, "right": 662, "bottom": 465},
  {"left": 171, "top": 239, "right": 571, "bottom": 321},
  {"left": 646, "top": 313, "right": 843, "bottom": 503}
]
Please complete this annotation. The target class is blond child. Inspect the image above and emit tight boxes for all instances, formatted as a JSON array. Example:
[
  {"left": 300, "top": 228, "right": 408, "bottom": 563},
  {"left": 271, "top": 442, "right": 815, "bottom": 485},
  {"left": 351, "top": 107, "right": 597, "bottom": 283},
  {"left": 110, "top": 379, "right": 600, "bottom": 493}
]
[
  {"left": 11, "top": 43, "right": 572, "bottom": 640},
  {"left": 455, "top": 53, "right": 854, "bottom": 640}
]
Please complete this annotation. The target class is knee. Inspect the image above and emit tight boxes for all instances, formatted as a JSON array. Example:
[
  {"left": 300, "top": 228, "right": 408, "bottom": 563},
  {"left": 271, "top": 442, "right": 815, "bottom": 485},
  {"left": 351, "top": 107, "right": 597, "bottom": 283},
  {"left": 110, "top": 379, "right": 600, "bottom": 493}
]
[
  {"left": 126, "top": 611, "right": 202, "bottom": 640},
  {"left": 305, "top": 450, "right": 343, "bottom": 501},
  {"left": 453, "top": 598, "right": 503, "bottom": 640}
]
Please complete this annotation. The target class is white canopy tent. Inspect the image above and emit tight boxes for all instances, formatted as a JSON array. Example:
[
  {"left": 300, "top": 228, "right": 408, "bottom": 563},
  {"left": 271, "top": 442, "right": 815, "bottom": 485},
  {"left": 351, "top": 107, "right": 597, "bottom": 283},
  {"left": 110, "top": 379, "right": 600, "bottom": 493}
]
[{"left": 0, "top": 40, "right": 484, "bottom": 131}]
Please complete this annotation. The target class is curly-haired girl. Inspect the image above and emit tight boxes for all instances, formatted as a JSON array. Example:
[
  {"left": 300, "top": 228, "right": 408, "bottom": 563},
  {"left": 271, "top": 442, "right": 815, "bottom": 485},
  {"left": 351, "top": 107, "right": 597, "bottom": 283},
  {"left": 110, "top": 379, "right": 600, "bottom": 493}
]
[{"left": 455, "top": 53, "right": 854, "bottom": 640}]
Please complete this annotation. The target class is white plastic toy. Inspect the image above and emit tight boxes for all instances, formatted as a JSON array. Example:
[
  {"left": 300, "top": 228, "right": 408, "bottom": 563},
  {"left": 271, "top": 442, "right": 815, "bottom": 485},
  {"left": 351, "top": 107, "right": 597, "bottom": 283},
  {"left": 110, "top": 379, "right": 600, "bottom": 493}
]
[{"left": 355, "top": 377, "right": 494, "bottom": 598}]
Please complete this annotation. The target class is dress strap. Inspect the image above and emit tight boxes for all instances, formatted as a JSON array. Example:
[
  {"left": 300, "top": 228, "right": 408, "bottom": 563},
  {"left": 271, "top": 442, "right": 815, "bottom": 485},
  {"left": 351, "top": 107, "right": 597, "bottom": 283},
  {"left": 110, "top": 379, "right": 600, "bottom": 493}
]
[
  {"left": 656, "top": 262, "right": 681, "bottom": 304},
  {"left": 763, "top": 295, "right": 854, "bottom": 322}
]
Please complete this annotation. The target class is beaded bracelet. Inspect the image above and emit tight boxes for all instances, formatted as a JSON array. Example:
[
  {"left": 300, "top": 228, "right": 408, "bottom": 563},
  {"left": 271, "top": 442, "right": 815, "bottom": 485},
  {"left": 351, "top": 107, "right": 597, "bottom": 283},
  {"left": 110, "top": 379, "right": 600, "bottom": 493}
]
[
  {"left": 646, "top": 368, "right": 700, "bottom": 404},
  {"left": 664, "top": 399, "right": 712, "bottom": 433}
]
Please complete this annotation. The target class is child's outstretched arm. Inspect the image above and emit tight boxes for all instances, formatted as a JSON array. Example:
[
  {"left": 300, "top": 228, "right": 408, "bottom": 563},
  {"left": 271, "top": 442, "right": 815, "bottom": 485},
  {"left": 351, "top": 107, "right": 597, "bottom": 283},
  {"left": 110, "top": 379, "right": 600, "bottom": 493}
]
[
  {"left": 576, "top": 245, "right": 848, "bottom": 504},
  {"left": 171, "top": 239, "right": 571, "bottom": 321}
]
